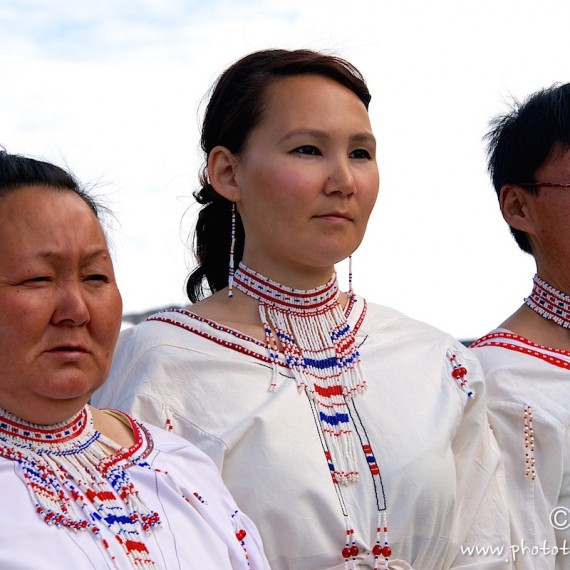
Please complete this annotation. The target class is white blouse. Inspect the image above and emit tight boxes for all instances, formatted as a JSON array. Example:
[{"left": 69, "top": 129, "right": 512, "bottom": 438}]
[
  {"left": 472, "top": 329, "right": 570, "bottom": 570},
  {"left": 0, "top": 414, "right": 269, "bottom": 570},
  {"left": 95, "top": 298, "right": 511, "bottom": 569}
]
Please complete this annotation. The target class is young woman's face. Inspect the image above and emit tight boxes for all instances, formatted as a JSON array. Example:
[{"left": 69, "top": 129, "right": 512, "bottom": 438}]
[
  {"left": 233, "top": 74, "right": 379, "bottom": 285},
  {"left": 0, "top": 186, "right": 122, "bottom": 423}
]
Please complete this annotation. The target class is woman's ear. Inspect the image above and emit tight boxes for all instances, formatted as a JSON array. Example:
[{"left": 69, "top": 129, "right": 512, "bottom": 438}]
[
  {"left": 500, "top": 184, "right": 536, "bottom": 234},
  {"left": 208, "top": 146, "right": 241, "bottom": 202}
]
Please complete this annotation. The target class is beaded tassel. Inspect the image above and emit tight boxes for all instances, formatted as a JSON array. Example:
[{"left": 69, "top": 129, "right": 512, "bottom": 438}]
[
  {"left": 348, "top": 254, "right": 353, "bottom": 295},
  {"left": 234, "top": 262, "right": 366, "bottom": 485},
  {"left": 341, "top": 517, "right": 358, "bottom": 570},
  {"left": 525, "top": 273, "right": 570, "bottom": 329},
  {"left": 448, "top": 351, "right": 474, "bottom": 398},
  {"left": 232, "top": 509, "right": 251, "bottom": 568},
  {"left": 0, "top": 406, "right": 160, "bottom": 569},
  {"left": 523, "top": 404, "right": 536, "bottom": 481},
  {"left": 371, "top": 511, "right": 391, "bottom": 570}
]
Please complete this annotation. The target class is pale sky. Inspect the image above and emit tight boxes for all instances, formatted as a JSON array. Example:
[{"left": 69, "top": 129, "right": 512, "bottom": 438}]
[{"left": 1, "top": 0, "right": 568, "bottom": 339}]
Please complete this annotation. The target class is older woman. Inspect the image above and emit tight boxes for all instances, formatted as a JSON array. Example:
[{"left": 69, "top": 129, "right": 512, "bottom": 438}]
[{"left": 0, "top": 151, "right": 269, "bottom": 570}]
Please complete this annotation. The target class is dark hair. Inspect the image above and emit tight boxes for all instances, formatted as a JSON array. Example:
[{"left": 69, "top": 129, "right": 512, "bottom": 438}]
[
  {"left": 186, "top": 48, "right": 372, "bottom": 303},
  {"left": 0, "top": 150, "right": 100, "bottom": 217},
  {"left": 485, "top": 83, "right": 570, "bottom": 253}
]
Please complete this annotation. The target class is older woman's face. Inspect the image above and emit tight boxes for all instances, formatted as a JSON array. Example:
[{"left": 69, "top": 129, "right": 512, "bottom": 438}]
[{"left": 0, "top": 186, "right": 122, "bottom": 423}]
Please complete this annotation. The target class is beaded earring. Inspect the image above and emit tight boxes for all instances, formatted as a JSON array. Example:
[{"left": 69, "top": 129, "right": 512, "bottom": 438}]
[
  {"left": 348, "top": 254, "right": 353, "bottom": 295},
  {"left": 228, "top": 202, "right": 236, "bottom": 298}
]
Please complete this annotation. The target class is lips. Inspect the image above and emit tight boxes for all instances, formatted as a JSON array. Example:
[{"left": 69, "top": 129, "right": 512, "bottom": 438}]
[
  {"left": 314, "top": 211, "right": 353, "bottom": 221},
  {"left": 46, "top": 344, "right": 89, "bottom": 354}
]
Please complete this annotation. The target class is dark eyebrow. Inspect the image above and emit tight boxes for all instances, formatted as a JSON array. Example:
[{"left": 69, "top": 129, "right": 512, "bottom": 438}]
[
  {"left": 279, "top": 129, "right": 328, "bottom": 143},
  {"left": 350, "top": 133, "right": 377, "bottom": 147},
  {"left": 279, "top": 129, "right": 376, "bottom": 146}
]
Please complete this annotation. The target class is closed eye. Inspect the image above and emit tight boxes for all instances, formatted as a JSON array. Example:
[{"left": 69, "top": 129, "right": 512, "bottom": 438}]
[
  {"left": 85, "top": 274, "right": 110, "bottom": 283},
  {"left": 24, "top": 276, "right": 52, "bottom": 284}
]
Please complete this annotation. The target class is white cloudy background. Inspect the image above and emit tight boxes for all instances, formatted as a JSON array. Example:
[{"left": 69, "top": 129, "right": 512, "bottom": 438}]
[{"left": 1, "top": 0, "right": 568, "bottom": 339}]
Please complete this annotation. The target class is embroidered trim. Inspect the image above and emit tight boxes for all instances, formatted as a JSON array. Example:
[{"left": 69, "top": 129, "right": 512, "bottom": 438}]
[
  {"left": 146, "top": 295, "right": 363, "bottom": 369},
  {"left": 471, "top": 331, "right": 570, "bottom": 370}
]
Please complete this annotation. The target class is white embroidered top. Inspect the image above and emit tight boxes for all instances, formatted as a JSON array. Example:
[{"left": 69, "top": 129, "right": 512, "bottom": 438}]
[
  {"left": 0, "top": 410, "right": 269, "bottom": 570},
  {"left": 94, "top": 298, "right": 511, "bottom": 569},
  {"left": 472, "top": 329, "right": 570, "bottom": 570}
]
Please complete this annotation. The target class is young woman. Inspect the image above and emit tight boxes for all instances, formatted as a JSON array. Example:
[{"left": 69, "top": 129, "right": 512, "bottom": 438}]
[
  {"left": 94, "top": 49, "right": 511, "bottom": 569},
  {"left": 0, "top": 151, "right": 268, "bottom": 570}
]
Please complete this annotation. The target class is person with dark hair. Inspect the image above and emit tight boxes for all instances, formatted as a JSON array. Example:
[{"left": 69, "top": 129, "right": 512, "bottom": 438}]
[
  {"left": 94, "top": 49, "right": 510, "bottom": 569},
  {"left": 0, "top": 151, "right": 269, "bottom": 570},
  {"left": 471, "top": 83, "right": 570, "bottom": 569}
]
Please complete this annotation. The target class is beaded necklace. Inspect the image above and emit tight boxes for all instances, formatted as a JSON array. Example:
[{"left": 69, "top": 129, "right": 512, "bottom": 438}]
[
  {"left": 525, "top": 274, "right": 570, "bottom": 329},
  {"left": 0, "top": 405, "right": 160, "bottom": 569},
  {"left": 233, "top": 262, "right": 391, "bottom": 569}
]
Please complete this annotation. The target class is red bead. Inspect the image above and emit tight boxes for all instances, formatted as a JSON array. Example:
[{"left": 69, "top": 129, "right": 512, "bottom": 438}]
[
  {"left": 236, "top": 529, "right": 247, "bottom": 541},
  {"left": 452, "top": 366, "right": 467, "bottom": 379},
  {"left": 372, "top": 544, "right": 382, "bottom": 556},
  {"left": 381, "top": 545, "right": 392, "bottom": 557},
  {"left": 342, "top": 547, "right": 352, "bottom": 559},
  {"left": 350, "top": 545, "right": 359, "bottom": 557}
]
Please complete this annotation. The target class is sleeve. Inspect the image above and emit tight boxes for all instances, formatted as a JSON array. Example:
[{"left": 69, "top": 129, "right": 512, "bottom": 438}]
[
  {"left": 93, "top": 340, "right": 229, "bottom": 470},
  {"left": 484, "top": 393, "right": 557, "bottom": 570},
  {"left": 444, "top": 343, "right": 513, "bottom": 569},
  {"left": 155, "top": 432, "right": 271, "bottom": 570},
  {"left": 554, "top": 426, "right": 570, "bottom": 565}
]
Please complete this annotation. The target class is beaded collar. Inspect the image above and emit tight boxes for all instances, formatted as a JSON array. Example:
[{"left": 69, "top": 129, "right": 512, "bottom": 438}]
[
  {"left": 525, "top": 274, "right": 570, "bottom": 329},
  {"left": 233, "top": 263, "right": 391, "bottom": 568},
  {"left": 0, "top": 405, "right": 159, "bottom": 569},
  {"left": 234, "top": 263, "right": 366, "bottom": 480}
]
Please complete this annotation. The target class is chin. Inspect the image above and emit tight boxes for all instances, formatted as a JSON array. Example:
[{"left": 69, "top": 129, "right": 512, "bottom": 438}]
[{"left": 41, "top": 375, "right": 102, "bottom": 402}]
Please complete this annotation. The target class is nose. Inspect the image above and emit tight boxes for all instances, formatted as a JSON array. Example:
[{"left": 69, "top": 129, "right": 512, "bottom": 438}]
[
  {"left": 324, "top": 157, "right": 356, "bottom": 196},
  {"left": 52, "top": 281, "right": 90, "bottom": 326}
]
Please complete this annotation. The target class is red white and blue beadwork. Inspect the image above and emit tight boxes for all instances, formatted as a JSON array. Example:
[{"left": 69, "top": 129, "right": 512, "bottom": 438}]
[
  {"left": 0, "top": 405, "right": 160, "bottom": 569},
  {"left": 525, "top": 274, "right": 570, "bottom": 329},
  {"left": 233, "top": 262, "right": 389, "bottom": 569},
  {"left": 234, "top": 262, "right": 366, "bottom": 485}
]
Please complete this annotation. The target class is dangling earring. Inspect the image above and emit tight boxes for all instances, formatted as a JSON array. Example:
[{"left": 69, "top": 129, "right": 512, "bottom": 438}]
[
  {"left": 348, "top": 254, "right": 353, "bottom": 295},
  {"left": 228, "top": 202, "right": 236, "bottom": 298}
]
